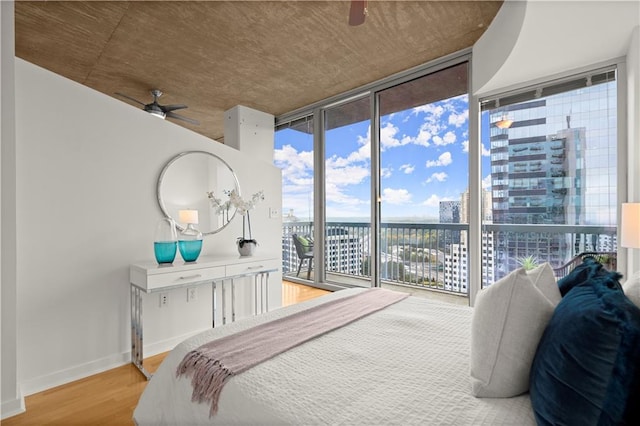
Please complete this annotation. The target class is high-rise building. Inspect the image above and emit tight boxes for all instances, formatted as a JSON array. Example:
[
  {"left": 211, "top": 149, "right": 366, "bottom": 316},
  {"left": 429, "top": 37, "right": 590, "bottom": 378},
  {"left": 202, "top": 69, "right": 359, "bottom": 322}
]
[
  {"left": 460, "top": 188, "right": 493, "bottom": 223},
  {"left": 444, "top": 231, "right": 495, "bottom": 293},
  {"left": 439, "top": 201, "right": 461, "bottom": 224},
  {"left": 439, "top": 200, "right": 462, "bottom": 246},
  {"left": 486, "top": 72, "right": 617, "bottom": 279}
]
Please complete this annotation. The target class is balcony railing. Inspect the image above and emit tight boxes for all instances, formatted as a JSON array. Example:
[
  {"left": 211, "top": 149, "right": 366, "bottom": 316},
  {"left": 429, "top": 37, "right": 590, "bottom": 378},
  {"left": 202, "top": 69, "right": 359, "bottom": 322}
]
[{"left": 282, "top": 221, "right": 617, "bottom": 297}]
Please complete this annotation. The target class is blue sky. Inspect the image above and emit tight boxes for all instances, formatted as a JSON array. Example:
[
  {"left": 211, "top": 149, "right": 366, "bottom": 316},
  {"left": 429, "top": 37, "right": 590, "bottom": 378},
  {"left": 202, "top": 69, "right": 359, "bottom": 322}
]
[{"left": 275, "top": 95, "right": 492, "bottom": 222}]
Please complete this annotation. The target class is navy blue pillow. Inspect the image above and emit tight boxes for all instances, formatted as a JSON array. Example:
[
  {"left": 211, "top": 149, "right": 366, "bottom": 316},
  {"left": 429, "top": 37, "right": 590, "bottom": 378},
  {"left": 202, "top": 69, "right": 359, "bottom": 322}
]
[
  {"left": 557, "top": 256, "right": 606, "bottom": 296},
  {"left": 530, "top": 271, "right": 640, "bottom": 425}
]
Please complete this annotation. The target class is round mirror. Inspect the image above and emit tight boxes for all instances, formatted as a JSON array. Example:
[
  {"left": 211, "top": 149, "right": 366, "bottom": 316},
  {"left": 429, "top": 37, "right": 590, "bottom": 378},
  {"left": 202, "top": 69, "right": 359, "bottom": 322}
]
[{"left": 157, "top": 151, "right": 240, "bottom": 236}]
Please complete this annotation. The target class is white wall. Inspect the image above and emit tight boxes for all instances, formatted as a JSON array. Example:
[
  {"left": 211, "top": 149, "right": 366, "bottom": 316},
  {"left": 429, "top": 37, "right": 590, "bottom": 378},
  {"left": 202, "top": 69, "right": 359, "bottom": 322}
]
[
  {"left": 13, "top": 59, "right": 282, "bottom": 397},
  {"left": 1, "top": 0, "right": 24, "bottom": 419},
  {"left": 473, "top": 0, "right": 640, "bottom": 97}
]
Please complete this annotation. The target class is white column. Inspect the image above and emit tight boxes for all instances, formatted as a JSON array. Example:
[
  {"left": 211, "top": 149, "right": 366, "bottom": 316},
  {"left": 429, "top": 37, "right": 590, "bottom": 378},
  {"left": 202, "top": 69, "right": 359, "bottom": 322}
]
[{"left": 223, "top": 105, "right": 274, "bottom": 162}]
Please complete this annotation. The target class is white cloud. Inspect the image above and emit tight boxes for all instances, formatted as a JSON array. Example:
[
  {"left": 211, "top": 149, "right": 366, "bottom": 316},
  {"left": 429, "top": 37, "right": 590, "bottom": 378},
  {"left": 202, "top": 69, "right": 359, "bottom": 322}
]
[
  {"left": 412, "top": 103, "right": 444, "bottom": 117},
  {"left": 325, "top": 182, "right": 366, "bottom": 206},
  {"left": 381, "top": 122, "right": 407, "bottom": 150},
  {"left": 274, "top": 144, "right": 314, "bottom": 188},
  {"left": 422, "top": 194, "right": 442, "bottom": 207},
  {"left": 426, "top": 172, "right": 448, "bottom": 183},
  {"left": 413, "top": 128, "right": 432, "bottom": 147},
  {"left": 325, "top": 161, "right": 369, "bottom": 187},
  {"left": 399, "top": 164, "right": 415, "bottom": 174},
  {"left": 448, "top": 109, "right": 468, "bottom": 127},
  {"left": 426, "top": 152, "right": 452, "bottom": 168},
  {"left": 482, "top": 174, "right": 492, "bottom": 189},
  {"left": 381, "top": 188, "right": 412, "bottom": 204},
  {"left": 462, "top": 140, "right": 490, "bottom": 156},
  {"left": 422, "top": 193, "right": 455, "bottom": 207},
  {"left": 381, "top": 167, "right": 393, "bottom": 178},
  {"left": 279, "top": 127, "right": 371, "bottom": 210},
  {"left": 433, "top": 131, "right": 456, "bottom": 146}
]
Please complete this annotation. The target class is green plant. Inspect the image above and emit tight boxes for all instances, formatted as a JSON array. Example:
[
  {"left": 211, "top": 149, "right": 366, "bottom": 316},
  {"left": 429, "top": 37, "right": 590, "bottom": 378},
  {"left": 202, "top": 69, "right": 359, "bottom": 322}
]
[{"left": 517, "top": 255, "right": 539, "bottom": 271}]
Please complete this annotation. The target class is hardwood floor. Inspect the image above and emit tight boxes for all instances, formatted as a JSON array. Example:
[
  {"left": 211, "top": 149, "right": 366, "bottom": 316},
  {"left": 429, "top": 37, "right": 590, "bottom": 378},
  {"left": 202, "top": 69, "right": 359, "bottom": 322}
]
[
  {"left": 282, "top": 279, "right": 330, "bottom": 306},
  {"left": 3, "top": 281, "right": 330, "bottom": 426}
]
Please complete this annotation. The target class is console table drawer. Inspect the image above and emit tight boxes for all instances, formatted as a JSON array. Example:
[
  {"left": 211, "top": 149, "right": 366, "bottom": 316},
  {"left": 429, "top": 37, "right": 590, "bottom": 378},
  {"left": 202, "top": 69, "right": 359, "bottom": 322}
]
[
  {"left": 226, "top": 259, "right": 279, "bottom": 277},
  {"left": 140, "top": 266, "right": 226, "bottom": 291}
]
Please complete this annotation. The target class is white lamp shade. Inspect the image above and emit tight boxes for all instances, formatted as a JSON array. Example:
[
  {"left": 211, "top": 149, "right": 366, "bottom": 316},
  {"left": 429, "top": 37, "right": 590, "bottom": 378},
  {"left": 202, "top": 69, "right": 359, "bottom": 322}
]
[
  {"left": 621, "top": 203, "right": 640, "bottom": 248},
  {"left": 178, "top": 209, "right": 199, "bottom": 224}
]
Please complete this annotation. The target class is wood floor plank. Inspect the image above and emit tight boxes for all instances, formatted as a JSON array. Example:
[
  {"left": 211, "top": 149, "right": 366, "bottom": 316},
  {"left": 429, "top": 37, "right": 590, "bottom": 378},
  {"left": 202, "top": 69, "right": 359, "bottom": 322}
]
[{"left": 3, "top": 282, "right": 330, "bottom": 425}]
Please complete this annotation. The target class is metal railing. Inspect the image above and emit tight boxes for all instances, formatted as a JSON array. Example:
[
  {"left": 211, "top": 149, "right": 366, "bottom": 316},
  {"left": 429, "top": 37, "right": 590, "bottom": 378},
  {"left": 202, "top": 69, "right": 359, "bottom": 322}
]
[{"left": 282, "top": 222, "right": 617, "bottom": 296}]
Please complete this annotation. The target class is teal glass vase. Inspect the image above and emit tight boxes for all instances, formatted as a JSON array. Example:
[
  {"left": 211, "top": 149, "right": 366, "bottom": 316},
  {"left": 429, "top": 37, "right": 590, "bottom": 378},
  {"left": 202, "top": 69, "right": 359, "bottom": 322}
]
[{"left": 154, "top": 218, "right": 178, "bottom": 264}]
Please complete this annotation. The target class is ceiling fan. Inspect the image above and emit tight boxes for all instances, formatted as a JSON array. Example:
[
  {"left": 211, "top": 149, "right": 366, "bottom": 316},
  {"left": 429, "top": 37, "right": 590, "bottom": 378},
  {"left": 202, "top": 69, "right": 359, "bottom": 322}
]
[
  {"left": 115, "top": 89, "right": 199, "bottom": 125},
  {"left": 349, "top": 0, "right": 368, "bottom": 26}
]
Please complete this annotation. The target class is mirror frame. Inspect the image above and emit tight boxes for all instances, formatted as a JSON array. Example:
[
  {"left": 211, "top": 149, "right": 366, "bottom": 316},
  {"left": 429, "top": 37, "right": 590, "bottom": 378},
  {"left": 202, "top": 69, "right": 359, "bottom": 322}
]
[{"left": 156, "top": 150, "right": 241, "bottom": 236}]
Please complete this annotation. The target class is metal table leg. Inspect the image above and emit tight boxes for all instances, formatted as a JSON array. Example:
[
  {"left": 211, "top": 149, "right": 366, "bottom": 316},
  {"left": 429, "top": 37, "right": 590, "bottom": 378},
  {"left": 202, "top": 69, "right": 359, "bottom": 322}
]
[{"left": 131, "top": 285, "right": 152, "bottom": 380}]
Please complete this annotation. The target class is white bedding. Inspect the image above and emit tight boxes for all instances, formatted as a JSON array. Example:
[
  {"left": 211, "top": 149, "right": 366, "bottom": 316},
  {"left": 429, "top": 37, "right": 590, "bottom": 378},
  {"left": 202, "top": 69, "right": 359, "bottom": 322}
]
[{"left": 134, "top": 288, "right": 535, "bottom": 425}]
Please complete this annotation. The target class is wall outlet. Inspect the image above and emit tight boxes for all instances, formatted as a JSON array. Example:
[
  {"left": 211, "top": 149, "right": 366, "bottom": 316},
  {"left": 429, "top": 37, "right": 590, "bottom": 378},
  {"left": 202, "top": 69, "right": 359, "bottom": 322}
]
[
  {"left": 187, "top": 287, "right": 197, "bottom": 302},
  {"left": 159, "top": 293, "right": 169, "bottom": 308},
  {"left": 269, "top": 207, "right": 280, "bottom": 218}
]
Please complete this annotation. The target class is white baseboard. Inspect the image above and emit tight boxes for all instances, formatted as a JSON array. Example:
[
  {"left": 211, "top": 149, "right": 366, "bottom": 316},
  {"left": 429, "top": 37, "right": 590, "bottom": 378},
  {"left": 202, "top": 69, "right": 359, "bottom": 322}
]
[
  {"left": 1, "top": 394, "right": 26, "bottom": 420},
  {"left": 19, "top": 351, "right": 131, "bottom": 397},
  {"left": 19, "top": 329, "right": 208, "bottom": 397}
]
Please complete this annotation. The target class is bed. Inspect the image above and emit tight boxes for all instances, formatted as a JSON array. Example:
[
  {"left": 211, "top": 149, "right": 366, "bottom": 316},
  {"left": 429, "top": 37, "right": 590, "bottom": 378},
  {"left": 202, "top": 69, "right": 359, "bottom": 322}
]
[
  {"left": 134, "top": 259, "right": 640, "bottom": 425},
  {"left": 133, "top": 287, "right": 536, "bottom": 425}
]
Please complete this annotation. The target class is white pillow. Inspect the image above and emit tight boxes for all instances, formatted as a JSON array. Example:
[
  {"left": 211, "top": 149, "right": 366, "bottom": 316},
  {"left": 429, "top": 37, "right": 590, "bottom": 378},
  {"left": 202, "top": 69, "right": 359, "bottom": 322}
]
[
  {"left": 623, "top": 271, "right": 640, "bottom": 309},
  {"left": 470, "top": 264, "right": 560, "bottom": 397},
  {"left": 527, "top": 263, "right": 562, "bottom": 306}
]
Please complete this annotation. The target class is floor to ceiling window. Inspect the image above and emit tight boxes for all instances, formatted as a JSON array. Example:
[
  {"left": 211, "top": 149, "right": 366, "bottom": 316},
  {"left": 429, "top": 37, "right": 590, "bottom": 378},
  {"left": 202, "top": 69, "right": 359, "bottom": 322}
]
[
  {"left": 275, "top": 116, "right": 315, "bottom": 281},
  {"left": 376, "top": 62, "right": 470, "bottom": 294},
  {"left": 274, "top": 53, "right": 473, "bottom": 294},
  {"left": 322, "top": 96, "right": 372, "bottom": 287},
  {"left": 274, "top": 54, "right": 621, "bottom": 301},
  {"left": 479, "top": 67, "right": 618, "bottom": 287}
]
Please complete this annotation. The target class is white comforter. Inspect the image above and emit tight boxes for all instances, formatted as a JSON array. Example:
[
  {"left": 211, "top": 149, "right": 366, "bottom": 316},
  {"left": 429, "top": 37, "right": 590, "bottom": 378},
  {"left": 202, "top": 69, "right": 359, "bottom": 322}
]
[{"left": 134, "top": 288, "right": 535, "bottom": 425}]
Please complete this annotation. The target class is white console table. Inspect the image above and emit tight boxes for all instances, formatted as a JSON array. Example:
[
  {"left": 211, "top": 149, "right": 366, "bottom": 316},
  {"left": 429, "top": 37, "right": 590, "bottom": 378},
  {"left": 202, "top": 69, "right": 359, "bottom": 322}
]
[{"left": 129, "top": 254, "right": 279, "bottom": 379}]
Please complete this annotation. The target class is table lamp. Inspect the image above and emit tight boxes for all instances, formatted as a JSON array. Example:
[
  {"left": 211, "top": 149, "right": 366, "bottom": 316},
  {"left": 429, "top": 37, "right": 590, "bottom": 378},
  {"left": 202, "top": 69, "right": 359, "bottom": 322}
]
[
  {"left": 620, "top": 203, "right": 640, "bottom": 306},
  {"left": 178, "top": 209, "right": 203, "bottom": 262},
  {"left": 621, "top": 203, "right": 640, "bottom": 249}
]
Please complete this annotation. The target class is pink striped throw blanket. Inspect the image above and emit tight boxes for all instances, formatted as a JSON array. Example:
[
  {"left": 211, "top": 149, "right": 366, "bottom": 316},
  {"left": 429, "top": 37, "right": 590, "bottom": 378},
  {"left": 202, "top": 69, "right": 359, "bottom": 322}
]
[{"left": 176, "top": 288, "right": 409, "bottom": 416}]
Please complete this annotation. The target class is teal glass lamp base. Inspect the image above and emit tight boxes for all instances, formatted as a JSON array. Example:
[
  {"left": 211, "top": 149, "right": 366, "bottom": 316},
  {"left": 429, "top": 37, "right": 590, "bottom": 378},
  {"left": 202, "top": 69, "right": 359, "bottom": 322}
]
[{"left": 179, "top": 240, "right": 202, "bottom": 262}]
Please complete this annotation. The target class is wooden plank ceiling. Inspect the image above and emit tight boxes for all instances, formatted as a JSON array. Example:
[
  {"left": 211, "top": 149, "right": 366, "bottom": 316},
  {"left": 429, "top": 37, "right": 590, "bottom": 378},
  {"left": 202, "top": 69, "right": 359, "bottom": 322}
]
[{"left": 15, "top": 0, "right": 503, "bottom": 141}]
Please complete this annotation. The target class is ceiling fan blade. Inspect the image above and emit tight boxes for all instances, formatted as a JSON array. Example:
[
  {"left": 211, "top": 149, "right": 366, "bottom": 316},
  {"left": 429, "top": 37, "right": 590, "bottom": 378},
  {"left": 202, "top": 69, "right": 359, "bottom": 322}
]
[
  {"left": 166, "top": 111, "right": 199, "bottom": 125},
  {"left": 348, "top": 0, "right": 367, "bottom": 26},
  {"left": 114, "top": 92, "right": 146, "bottom": 106},
  {"left": 161, "top": 104, "right": 188, "bottom": 113}
]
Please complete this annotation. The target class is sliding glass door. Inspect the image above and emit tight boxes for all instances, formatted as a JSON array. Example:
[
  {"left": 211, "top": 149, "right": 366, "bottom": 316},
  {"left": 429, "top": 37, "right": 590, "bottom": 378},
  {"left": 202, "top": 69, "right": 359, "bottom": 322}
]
[
  {"left": 376, "top": 62, "right": 470, "bottom": 294},
  {"left": 274, "top": 56, "right": 473, "bottom": 293},
  {"left": 322, "top": 96, "right": 372, "bottom": 287}
]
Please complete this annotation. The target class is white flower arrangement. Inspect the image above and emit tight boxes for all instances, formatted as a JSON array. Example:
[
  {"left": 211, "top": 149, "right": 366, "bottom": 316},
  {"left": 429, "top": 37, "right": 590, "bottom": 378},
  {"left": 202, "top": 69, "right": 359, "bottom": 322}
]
[
  {"left": 227, "top": 189, "right": 264, "bottom": 216},
  {"left": 206, "top": 189, "right": 265, "bottom": 245},
  {"left": 206, "top": 190, "right": 233, "bottom": 224}
]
